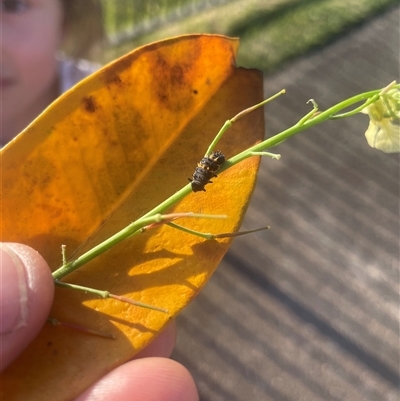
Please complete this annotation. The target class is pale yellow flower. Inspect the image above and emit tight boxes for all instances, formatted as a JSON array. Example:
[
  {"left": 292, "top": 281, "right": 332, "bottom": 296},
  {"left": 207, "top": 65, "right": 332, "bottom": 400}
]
[{"left": 362, "top": 87, "right": 400, "bottom": 153}]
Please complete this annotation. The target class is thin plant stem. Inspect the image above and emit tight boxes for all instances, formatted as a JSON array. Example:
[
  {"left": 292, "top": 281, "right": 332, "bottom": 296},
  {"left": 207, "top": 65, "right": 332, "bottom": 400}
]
[
  {"left": 55, "top": 280, "right": 168, "bottom": 312},
  {"left": 52, "top": 212, "right": 226, "bottom": 279},
  {"left": 205, "top": 90, "right": 286, "bottom": 155},
  {"left": 52, "top": 84, "right": 397, "bottom": 282}
]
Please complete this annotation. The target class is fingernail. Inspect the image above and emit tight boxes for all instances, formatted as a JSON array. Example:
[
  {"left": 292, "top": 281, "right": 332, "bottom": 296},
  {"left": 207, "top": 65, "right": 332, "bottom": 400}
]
[{"left": 0, "top": 244, "right": 29, "bottom": 334}]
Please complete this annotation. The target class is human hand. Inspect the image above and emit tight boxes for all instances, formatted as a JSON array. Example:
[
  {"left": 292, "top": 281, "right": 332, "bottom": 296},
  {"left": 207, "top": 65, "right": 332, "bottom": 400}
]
[{"left": 0, "top": 243, "right": 198, "bottom": 401}]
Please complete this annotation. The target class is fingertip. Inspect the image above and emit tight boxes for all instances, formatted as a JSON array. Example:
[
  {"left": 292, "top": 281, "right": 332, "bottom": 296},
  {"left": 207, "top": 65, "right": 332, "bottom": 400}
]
[
  {"left": 1, "top": 243, "right": 54, "bottom": 371},
  {"left": 133, "top": 320, "right": 176, "bottom": 359},
  {"left": 76, "top": 357, "right": 199, "bottom": 401}
]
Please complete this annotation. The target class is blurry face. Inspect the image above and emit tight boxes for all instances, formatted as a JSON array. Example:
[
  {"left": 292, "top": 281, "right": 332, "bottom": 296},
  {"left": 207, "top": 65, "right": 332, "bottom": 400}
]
[{"left": 1, "top": 0, "right": 64, "bottom": 144}]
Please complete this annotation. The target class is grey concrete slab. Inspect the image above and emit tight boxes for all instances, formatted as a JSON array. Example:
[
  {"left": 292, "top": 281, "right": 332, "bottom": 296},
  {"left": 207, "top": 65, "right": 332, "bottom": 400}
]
[{"left": 172, "top": 6, "right": 400, "bottom": 401}]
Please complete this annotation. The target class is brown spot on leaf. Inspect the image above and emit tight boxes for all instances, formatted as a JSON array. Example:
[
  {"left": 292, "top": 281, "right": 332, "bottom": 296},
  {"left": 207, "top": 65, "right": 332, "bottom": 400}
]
[
  {"left": 105, "top": 73, "right": 123, "bottom": 87},
  {"left": 101, "top": 53, "right": 134, "bottom": 86},
  {"left": 152, "top": 52, "right": 194, "bottom": 112},
  {"left": 170, "top": 65, "right": 185, "bottom": 86},
  {"left": 82, "top": 96, "right": 97, "bottom": 113}
]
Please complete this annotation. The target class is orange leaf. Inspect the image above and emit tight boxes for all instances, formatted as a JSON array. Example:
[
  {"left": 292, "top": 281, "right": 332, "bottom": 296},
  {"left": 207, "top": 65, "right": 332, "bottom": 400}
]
[{"left": 1, "top": 34, "right": 265, "bottom": 400}]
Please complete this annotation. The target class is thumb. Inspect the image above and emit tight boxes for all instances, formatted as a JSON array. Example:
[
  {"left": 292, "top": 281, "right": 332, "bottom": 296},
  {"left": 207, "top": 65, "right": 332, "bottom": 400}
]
[{"left": 0, "top": 243, "right": 54, "bottom": 371}]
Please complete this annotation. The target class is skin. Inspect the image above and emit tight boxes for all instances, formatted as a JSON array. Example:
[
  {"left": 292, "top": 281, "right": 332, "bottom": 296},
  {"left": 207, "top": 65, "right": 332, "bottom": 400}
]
[{"left": 1, "top": 0, "right": 63, "bottom": 144}]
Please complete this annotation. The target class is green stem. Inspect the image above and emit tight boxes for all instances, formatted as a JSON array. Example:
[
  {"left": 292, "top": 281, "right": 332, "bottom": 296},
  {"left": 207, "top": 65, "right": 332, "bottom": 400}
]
[
  {"left": 166, "top": 222, "right": 214, "bottom": 239},
  {"left": 166, "top": 222, "right": 269, "bottom": 239},
  {"left": 52, "top": 86, "right": 393, "bottom": 281},
  {"left": 53, "top": 215, "right": 162, "bottom": 279},
  {"left": 54, "top": 280, "right": 167, "bottom": 312},
  {"left": 225, "top": 88, "right": 388, "bottom": 167},
  {"left": 52, "top": 210, "right": 217, "bottom": 279},
  {"left": 205, "top": 90, "right": 286, "bottom": 155},
  {"left": 205, "top": 120, "right": 232, "bottom": 156},
  {"left": 332, "top": 95, "right": 379, "bottom": 119}
]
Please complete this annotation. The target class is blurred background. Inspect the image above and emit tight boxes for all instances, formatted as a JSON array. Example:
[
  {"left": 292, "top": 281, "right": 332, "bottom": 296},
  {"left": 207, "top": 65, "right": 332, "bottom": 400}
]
[
  {"left": 97, "top": 1, "right": 399, "bottom": 400},
  {"left": 98, "top": 0, "right": 397, "bottom": 73}
]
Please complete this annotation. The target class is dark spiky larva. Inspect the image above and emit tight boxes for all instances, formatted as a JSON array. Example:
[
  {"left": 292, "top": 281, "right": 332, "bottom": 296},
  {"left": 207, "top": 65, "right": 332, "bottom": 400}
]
[{"left": 189, "top": 150, "right": 225, "bottom": 192}]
